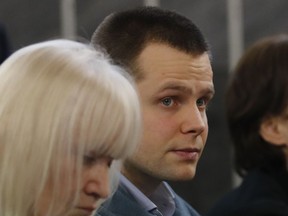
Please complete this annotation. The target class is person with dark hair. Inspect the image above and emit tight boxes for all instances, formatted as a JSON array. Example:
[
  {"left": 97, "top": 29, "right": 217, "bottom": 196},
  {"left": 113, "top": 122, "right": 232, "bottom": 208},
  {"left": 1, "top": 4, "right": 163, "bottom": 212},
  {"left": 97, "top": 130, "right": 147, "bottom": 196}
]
[
  {"left": 91, "top": 6, "right": 215, "bottom": 216},
  {"left": 207, "top": 34, "right": 288, "bottom": 216}
]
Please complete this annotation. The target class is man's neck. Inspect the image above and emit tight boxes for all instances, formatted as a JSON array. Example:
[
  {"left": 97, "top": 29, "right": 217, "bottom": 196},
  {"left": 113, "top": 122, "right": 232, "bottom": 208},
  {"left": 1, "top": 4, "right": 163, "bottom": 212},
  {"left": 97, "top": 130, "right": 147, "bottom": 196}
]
[{"left": 121, "top": 163, "right": 162, "bottom": 196}]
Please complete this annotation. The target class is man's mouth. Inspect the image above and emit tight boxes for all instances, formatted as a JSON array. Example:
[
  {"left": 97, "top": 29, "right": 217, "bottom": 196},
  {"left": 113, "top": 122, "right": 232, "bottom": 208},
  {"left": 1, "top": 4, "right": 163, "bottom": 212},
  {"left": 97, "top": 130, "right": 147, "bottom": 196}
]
[
  {"left": 76, "top": 206, "right": 96, "bottom": 215},
  {"left": 171, "top": 148, "right": 200, "bottom": 160}
]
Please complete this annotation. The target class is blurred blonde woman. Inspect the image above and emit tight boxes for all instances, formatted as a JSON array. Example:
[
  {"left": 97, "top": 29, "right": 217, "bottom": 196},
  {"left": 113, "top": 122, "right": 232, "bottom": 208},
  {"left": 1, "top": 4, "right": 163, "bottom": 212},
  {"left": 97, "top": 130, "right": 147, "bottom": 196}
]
[{"left": 0, "top": 39, "right": 141, "bottom": 216}]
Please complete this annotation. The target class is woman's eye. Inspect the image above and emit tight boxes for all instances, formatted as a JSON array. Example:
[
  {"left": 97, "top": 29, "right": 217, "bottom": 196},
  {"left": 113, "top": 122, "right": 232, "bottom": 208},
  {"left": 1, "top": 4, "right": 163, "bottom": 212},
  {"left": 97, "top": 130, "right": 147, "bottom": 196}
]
[
  {"left": 83, "top": 155, "right": 96, "bottom": 165},
  {"left": 161, "top": 97, "right": 174, "bottom": 107},
  {"left": 83, "top": 154, "right": 114, "bottom": 168},
  {"left": 107, "top": 159, "right": 113, "bottom": 168}
]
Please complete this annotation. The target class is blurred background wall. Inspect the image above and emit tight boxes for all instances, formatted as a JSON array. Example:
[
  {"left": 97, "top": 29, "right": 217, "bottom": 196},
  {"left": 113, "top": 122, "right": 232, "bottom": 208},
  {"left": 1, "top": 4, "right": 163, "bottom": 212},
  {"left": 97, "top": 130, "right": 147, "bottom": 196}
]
[{"left": 1, "top": 0, "right": 288, "bottom": 214}]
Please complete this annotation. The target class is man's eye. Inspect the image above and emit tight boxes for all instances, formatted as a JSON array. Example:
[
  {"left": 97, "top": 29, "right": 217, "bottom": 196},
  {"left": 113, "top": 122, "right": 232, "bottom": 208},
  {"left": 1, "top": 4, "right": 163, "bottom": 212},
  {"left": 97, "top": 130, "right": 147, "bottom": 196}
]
[
  {"left": 196, "top": 98, "right": 207, "bottom": 108},
  {"left": 161, "top": 97, "right": 174, "bottom": 107}
]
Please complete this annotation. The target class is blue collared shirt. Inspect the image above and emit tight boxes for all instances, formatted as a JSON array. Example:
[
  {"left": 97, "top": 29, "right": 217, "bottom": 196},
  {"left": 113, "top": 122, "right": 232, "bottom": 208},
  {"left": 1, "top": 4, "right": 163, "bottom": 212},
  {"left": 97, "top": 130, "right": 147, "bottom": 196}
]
[{"left": 120, "top": 174, "right": 176, "bottom": 216}]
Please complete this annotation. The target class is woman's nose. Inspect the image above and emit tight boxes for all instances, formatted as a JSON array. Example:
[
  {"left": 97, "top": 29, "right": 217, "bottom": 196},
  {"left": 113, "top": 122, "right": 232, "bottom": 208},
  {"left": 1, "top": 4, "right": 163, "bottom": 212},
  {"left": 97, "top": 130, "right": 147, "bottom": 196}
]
[{"left": 83, "top": 164, "right": 111, "bottom": 199}]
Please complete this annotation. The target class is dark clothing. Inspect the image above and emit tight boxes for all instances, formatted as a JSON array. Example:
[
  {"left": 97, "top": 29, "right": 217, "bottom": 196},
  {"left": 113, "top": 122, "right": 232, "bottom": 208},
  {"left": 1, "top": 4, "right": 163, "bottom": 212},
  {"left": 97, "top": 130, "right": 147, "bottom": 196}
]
[
  {"left": 95, "top": 182, "right": 200, "bottom": 216},
  {"left": 207, "top": 169, "right": 288, "bottom": 216}
]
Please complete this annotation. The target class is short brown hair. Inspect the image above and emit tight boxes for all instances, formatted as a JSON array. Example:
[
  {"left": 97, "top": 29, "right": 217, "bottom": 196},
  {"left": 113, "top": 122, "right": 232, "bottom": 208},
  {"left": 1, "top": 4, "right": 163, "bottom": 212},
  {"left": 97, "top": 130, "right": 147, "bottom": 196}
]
[{"left": 91, "top": 6, "right": 210, "bottom": 80}]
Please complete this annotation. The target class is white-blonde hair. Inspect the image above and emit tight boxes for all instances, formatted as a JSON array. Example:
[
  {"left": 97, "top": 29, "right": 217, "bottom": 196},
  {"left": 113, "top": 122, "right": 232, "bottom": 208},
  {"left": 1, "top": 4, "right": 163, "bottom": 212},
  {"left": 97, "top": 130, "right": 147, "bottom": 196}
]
[{"left": 0, "top": 39, "right": 141, "bottom": 216}]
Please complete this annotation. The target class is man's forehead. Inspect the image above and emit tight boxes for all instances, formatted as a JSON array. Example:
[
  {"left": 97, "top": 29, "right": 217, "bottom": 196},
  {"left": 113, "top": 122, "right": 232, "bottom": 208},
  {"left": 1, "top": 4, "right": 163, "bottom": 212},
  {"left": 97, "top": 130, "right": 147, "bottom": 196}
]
[{"left": 134, "top": 42, "right": 212, "bottom": 83}]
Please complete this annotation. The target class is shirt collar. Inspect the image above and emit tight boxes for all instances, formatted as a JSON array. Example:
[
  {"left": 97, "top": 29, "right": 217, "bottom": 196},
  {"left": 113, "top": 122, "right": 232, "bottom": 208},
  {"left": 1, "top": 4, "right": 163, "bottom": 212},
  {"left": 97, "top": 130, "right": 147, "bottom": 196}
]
[
  {"left": 149, "top": 182, "right": 176, "bottom": 216},
  {"left": 120, "top": 174, "right": 176, "bottom": 216}
]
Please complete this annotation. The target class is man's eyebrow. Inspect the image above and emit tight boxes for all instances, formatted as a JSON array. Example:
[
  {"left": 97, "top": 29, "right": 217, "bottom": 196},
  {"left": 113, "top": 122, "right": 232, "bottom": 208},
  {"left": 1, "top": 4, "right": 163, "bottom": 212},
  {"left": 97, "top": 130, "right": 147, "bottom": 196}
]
[
  {"left": 158, "top": 82, "right": 215, "bottom": 97},
  {"left": 202, "top": 86, "right": 215, "bottom": 98},
  {"left": 158, "top": 82, "right": 192, "bottom": 93}
]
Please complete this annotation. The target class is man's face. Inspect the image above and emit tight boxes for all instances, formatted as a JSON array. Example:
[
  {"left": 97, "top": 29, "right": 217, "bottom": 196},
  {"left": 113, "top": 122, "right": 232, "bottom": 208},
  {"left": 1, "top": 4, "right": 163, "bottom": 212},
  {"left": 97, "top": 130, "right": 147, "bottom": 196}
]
[{"left": 123, "top": 42, "right": 214, "bottom": 185}]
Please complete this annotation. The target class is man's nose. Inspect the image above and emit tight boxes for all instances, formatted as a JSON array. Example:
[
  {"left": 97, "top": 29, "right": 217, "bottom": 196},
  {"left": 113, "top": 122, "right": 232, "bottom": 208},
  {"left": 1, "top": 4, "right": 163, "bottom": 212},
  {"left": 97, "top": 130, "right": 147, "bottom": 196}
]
[{"left": 180, "top": 103, "right": 206, "bottom": 135}]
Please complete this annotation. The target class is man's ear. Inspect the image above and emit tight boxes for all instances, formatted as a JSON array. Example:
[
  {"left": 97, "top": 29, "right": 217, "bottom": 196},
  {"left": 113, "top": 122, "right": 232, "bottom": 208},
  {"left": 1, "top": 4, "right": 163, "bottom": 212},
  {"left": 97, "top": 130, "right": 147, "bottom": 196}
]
[{"left": 259, "top": 117, "right": 286, "bottom": 146}]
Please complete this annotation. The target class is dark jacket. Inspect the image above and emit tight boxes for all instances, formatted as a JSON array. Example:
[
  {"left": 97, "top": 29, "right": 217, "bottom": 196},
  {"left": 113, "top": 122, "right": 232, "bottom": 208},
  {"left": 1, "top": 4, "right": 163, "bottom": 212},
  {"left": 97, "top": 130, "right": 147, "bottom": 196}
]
[
  {"left": 95, "top": 182, "right": 200, "bottom": 216},
  {"left": 207, "top": 169, "right": 288, "bottom": 216}
]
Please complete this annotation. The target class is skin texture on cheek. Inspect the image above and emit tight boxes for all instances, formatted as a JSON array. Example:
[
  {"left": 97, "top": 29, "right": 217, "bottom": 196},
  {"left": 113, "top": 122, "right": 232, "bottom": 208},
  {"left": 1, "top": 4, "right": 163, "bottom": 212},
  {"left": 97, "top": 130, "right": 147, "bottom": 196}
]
[{"left": 34, "top": 164, "right": 77, "bottom": 216}]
